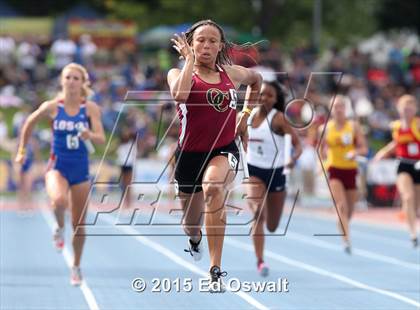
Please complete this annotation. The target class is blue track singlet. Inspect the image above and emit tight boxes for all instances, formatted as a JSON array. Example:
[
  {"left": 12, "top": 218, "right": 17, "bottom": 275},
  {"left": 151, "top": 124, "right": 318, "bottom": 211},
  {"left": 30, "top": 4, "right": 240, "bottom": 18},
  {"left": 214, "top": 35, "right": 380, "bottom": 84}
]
[{"left": 49, "top": 100, "right": 90, "bottom": 185}]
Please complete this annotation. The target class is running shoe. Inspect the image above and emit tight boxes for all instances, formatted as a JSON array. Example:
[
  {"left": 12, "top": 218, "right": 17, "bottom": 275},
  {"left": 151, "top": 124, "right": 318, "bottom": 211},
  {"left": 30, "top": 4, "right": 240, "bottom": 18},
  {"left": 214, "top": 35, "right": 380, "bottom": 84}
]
[
  {"left": 257, "top": 261, "right": 269, "bottom": 277},
  {"left": 208, "top": 265, "right": 227, "bottom": 293},
  {"left": 344, "top": 244, "right": 352, "bottom": 255},
  {"left": 184, "top": 230, "right": 203, "bottom": 261},
  {"left": 70, "top": 266, "right": 83, "bottom": 286},
  {"left": 53, "top": 227, "right": 64, "bottom": 251}
]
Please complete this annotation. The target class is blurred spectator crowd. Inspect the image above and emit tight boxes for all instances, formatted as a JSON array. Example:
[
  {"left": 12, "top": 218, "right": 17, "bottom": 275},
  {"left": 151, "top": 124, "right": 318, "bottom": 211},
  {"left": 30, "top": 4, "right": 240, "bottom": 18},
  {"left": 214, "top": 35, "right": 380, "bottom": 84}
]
[{"left": 0, "top": 31, "right": 419, "bottom": 160}]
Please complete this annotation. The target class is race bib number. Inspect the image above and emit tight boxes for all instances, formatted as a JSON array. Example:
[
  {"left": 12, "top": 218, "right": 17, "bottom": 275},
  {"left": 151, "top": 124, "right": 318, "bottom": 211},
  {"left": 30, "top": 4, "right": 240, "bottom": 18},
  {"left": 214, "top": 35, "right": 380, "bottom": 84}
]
[
  {"left": 227, "top": 153, "right": 238, "bottom": 170},
  {"left": 407, "top": 143, "right": 419, "bottom": 156},
  {"left": 341, "top": 133, "right": 353, "bottom": 146},
  {"left": 174, "top": 180, "right": 179, "bottom": 196},
  {"left": 229, "top": 89, "right": 238, "bottom": 109},
  {"left": 66, "top": 134, "right": 80, "bottom": 150}
]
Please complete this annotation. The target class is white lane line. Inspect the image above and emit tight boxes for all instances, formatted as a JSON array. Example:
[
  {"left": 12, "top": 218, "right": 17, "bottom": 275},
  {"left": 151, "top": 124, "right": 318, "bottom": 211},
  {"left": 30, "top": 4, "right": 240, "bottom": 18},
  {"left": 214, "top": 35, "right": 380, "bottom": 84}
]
[
  {"left": 225, "top": 237, "right": 420, "bottom": 308},
  {"left": 291, "top": 210, "right": 412, "bottom": 246},
  {"left": 286, "top": 232, "right": 420, "bottom": 271},
  {"left": 101, "top": 215, "right": 270, "bottom": 310},
  {"left": 352, "top": 229, "right": 411, "bottom": 247},
  {"left": 41, "top": 209, "right": 100, "bottom": 310},
  {"left": 294, "top": 209, "right": 412, "bottom": 232}
]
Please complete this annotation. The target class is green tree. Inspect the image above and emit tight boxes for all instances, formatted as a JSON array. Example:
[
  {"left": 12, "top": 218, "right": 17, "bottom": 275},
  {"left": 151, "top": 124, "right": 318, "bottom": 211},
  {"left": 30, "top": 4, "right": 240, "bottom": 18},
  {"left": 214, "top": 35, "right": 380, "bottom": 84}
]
[
  {"left": 8, "top": 0, "right": 419, "bottom": 50},
  {"left": 375, "top": 0, "right": 420, "bottom": 33}
]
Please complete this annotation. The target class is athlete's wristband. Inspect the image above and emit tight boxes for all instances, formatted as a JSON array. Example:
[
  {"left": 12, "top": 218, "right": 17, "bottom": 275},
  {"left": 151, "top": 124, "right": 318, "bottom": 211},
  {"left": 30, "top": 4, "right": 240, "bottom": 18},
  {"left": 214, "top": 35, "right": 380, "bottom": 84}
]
[
  {"left": 17, "top": 146, "right": 26, "bottom": 157},
  {"left": 242, "top": 107, "right": 252, "bottom": 116}
]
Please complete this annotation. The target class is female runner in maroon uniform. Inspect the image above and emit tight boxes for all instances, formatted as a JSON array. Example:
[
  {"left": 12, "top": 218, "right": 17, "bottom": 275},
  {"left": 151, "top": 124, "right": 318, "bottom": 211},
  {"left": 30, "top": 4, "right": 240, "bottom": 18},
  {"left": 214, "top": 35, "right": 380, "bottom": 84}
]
[{"left": 167, "top": 20, "right": 262, "bottom": 291}]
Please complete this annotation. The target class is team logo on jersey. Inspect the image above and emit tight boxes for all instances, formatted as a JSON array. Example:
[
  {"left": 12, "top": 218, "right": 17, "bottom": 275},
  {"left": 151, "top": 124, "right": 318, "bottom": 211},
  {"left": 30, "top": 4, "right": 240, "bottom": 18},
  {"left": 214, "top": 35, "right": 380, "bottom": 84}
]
[
  {"left": 206, "top": 88, "right": 230, "bottom": 112},
  {"left": 53, "top": 120, "right": 89, "bottom": 132}
]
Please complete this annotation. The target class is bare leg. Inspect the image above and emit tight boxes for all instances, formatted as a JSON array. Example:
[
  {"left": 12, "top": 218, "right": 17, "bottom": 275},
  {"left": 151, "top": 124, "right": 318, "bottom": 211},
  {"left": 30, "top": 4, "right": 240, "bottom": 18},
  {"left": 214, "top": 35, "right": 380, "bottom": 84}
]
[
  {"left": 266, "top": 191, "right": 287, "bottom": 233},
  {"left": 178, "top": 191, "right": 205, "bottom": 241},
  {"left": 345, "top": 189, "right": 358, "bottom": 221},
  {"left": 18, "top": 170, "right": 33, "bottom": 212},
  {"left": 415, "top": 184, "right": 420, "bottom": 245},
  {"left": 45, "top": 170, "right": 69, "bottom": 229},
  {"left": 246, "top": 176, "right": 267, "bottom": 264},
  {"left": 202, "top": 156, "right": 235, "bottom": 269},
  {"left": 329, "top": 179, "right": 351, "bottom": 246},
  {"left": 70, "top": 181, "right": 90, "bottom": 267},
  {"left": 121, "top": 169, "right": 133, "bottom": 209},
  {"left": 396, "top": 173, "right": 416, "bottom": 240},
  {"left": 415, "top": 184, "right": 420, "bottom": 218}
]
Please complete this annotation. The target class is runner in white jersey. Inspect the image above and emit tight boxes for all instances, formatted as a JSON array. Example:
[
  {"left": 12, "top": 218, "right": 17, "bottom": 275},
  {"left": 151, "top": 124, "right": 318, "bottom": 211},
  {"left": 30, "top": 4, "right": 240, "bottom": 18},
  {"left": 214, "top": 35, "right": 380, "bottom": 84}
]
[
  {"left": 246, "top": 81, "right": 302, "bottom": 277},
  {"left": 247, "top": 108, "right": 286, "bottom": 170}
]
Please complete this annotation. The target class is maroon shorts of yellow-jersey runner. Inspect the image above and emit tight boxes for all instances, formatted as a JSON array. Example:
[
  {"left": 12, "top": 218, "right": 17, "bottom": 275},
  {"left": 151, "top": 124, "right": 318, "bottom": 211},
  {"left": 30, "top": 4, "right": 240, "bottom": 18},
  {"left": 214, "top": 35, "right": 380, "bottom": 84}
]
[{"left": 327, "top": 167, "right": 358, "bottom": 190}]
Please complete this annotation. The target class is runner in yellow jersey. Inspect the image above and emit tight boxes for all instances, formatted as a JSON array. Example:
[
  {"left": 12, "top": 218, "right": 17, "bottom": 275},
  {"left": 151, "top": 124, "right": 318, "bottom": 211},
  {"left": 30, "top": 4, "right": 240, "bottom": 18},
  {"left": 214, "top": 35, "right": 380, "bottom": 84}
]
[{"left": 320, "top": 95, "right": 368, "bottom": 254}]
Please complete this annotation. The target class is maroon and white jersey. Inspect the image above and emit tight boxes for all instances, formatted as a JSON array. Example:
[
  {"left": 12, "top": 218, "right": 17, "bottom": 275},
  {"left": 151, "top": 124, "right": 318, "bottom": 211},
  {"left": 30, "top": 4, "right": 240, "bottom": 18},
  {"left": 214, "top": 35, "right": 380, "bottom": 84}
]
[{"left": 176, "top": 65, "right": 238, "bottom": 152}]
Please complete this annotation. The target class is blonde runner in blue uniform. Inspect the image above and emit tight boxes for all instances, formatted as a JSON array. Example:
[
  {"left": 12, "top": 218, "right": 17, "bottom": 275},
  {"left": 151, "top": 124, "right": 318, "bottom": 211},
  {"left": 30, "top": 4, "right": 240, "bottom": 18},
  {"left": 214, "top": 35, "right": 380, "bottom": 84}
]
[{"left": 15, "top": 63, "right": 105, "bottom": 286}]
